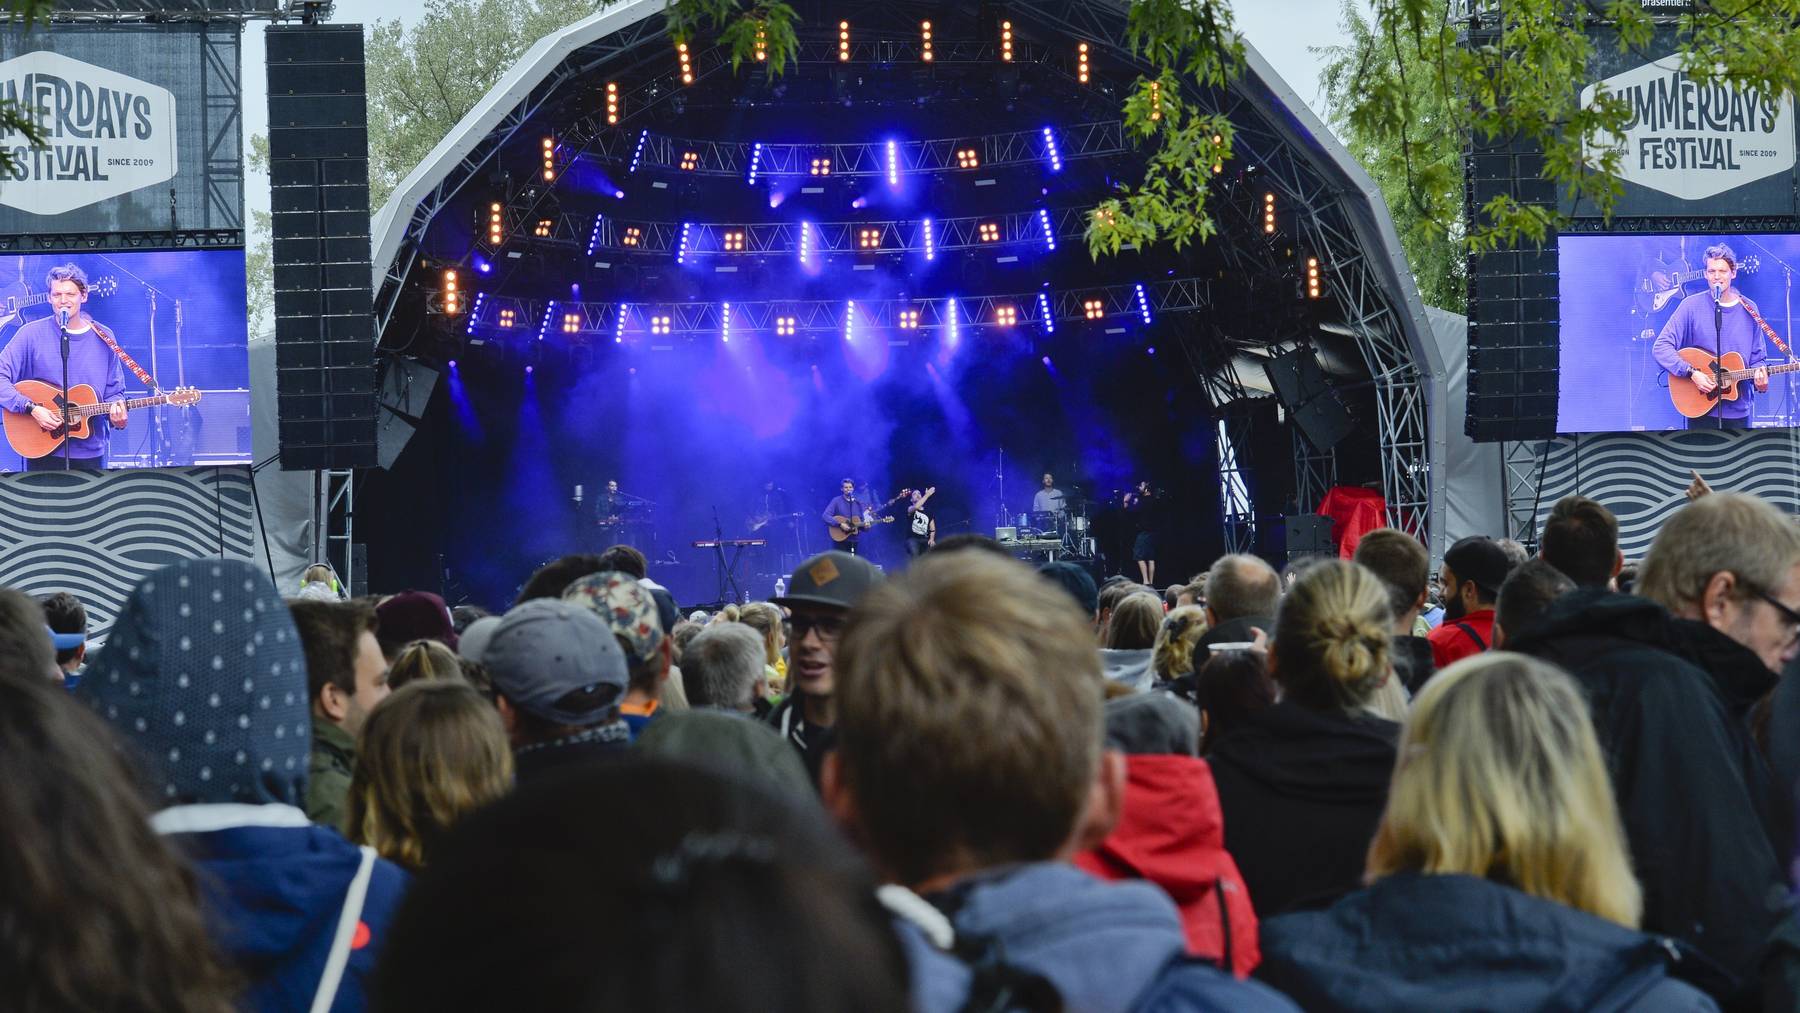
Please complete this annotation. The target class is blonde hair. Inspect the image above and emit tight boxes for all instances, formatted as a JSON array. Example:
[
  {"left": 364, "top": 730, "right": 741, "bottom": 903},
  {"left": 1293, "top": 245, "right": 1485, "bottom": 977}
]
[
  {"left": 836, "top": 553, "right": 1103, "bottom": 886},
  {"left": 1151, "top": 605, "right": 1209, "bottom": 681},
  {"left": 1367, "top": 652, "right": 1642, "bottom": 927},
  {"left": 346, "top": 681, "right": 514, "bottom": 871},
  {"left": 710, "top": 603, "right": 742, "bottom": 625},
  {"left": 386, "top": 638, "right": 462, "bottom": 692},
  {"left": 1638, "top": 492, "right": 1800, "bottom": 615},
  {"left": 1271, "top": 560, "right": 1392, "bottom": 711},
  {"left": 1104, "top": 592, "right": 1163, "bottom": 650},
  {"left": 738, "top": 602, "right": 785, "bottom": 667}
]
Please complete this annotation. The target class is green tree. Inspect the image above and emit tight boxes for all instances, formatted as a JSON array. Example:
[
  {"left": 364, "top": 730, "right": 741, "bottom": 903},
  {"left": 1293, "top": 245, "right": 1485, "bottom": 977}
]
[
  {"left": 246, "top": 132, "right": 272, "bottom": 335},
  {"left": 0, "top": 2, "right": 68, "bottom": 178},
  {"left": 1318, "top": 1, "right": 1464, "bottom": 312}
]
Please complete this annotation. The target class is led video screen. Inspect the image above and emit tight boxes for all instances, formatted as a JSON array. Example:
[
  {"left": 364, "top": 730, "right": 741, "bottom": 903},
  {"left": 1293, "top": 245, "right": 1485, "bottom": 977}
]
[
  {"left": 1558, "top": 233, "right": 1800, "bottom": 432},
  {"left": 0, "top": 249, "right": 249, "bottom": 472}
]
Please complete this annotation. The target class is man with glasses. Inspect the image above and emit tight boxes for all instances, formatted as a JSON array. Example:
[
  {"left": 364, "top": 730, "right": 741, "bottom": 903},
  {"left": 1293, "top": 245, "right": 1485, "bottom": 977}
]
[
  {"left": 767, "top": 550, "right": 882, "bottom": 787},
  {"left": 1509, "top": 492, "right": 1800, "bottom": 1009}
]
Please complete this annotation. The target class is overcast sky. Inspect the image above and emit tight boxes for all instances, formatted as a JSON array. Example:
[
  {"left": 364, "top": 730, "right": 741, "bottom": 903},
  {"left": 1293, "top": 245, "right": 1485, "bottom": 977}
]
[{"left": 240, "top": 0, "right": 1365, "bottom": 219}]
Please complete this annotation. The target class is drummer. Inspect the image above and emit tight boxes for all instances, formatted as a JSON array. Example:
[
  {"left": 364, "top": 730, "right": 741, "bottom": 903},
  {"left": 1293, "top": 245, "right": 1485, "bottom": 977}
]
[{"left": 1033, "top": 473, "right": 1066, "bottom": 514}]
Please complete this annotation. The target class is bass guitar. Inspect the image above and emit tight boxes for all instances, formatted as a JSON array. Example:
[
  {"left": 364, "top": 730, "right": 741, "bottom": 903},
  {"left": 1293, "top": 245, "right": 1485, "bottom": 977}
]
[
  {"left": 3, "top": 379, "right": 201, "bottom": 458},
  {"left": 1667, "top": 347, "right": 1800, "bottom": 418},
  {"left": 827, "top": 488, "right": 910, "bottom": 544}
]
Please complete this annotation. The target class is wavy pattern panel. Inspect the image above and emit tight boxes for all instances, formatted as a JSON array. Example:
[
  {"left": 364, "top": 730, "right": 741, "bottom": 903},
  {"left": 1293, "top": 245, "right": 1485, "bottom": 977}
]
[
  {"left": 0, "top": 467, "right": 257, "bottom": 642},
  {"left": 1519, "top": 431, "right": 1800, "bottom": 560}
]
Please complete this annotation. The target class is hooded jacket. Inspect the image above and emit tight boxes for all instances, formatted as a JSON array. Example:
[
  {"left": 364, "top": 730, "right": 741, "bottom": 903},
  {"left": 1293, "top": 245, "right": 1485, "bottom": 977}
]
[
  {"left": 1508, "top": 590, "right": 1800, "bottom": 1007},
  {"left": 1206, "top": 701, "right": 1399, "bottom": 917},
  {"left": 1074, "top": 753, "right": 1260, "bottom": 976},
  {"left": 1100, "top": 647, "right": 1155, "bottom": 692},
  {"left": 1258, "top": 872, "right": 1718, "bottom": 1012},
  {"left": 80, "top": 559, "right": 409, "bottom": 1012},
  {"left": 889, "top": 862, "right": 1297, "bottom": 1013}
]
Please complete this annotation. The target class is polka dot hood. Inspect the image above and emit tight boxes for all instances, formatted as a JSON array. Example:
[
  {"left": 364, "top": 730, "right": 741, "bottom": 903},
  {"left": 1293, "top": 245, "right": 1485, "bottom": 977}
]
[{"left": 81, "top": 558, "right": 311, "bottom": 808}]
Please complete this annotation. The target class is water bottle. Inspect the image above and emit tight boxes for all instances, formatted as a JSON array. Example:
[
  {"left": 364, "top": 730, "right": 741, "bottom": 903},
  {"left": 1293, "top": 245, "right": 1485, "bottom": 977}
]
[
  {"left": 773, "top": 577, "right": 787, "bottom": 599},
  {"left": 743, "top": 589, "right": 751, "bottom": 605}
]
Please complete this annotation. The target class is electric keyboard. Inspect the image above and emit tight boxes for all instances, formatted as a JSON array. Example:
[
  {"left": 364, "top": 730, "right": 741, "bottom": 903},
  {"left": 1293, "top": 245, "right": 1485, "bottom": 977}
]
[{"left": 691, "top": 539, "right": 767, "bottom": 548}]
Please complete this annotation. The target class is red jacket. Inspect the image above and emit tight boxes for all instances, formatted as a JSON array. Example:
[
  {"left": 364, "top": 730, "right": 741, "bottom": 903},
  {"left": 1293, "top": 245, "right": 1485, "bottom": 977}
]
[
  {"left": 1073, "top": 753, "right": 1261, "bottom": 976},
  {"left": 1427, "top": 607, "right": 1496, "bottom": 670}
]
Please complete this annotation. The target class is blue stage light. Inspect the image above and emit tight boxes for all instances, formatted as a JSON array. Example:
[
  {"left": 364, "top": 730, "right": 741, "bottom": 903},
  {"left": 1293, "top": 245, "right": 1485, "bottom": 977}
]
[
  {"left": 844, "top": 301, "right": 856, "bottom": 342},
  {"left": 887, "top": 139, "right": 900, "bottom": 188},
  {"left": 1038, "top": 208, "right": 1056, "bottom": 251},
  {"left": 614, "top": 189, "right": 626, "bottom": 199},
  {"left": 922, "top": 217, "right": 935, "bottom": 261},
  {"left": 538, "top": 300, "right": 557, "bottom": 342},
  {"left": 629, "top": 128, "right": 649, "bottom": 173},
  {"left": 1135, "top": 283, "right": 1152, "bottom": 324},
  {"left": 473, "top": 255, "right": 492, "bottom": 274},
  {"left": 467, "top": 292, "right": 486, "bottom": 335},
  {"left": 748, "top": 142, "right": 763, "bottom": 185},
  {"left": 722, "top": 301, "right": 731, "bottom": 343},
  {"left": 587, "top": 214, "right": 604, "bottom": 255},
  {"left": 615, "top": 302, "right": 629, "bottom": 344},
  {"left": 799, "top": 221, "right": 812, "bottom": 264},
  {"left": 1037, "top": 291, "right": 1054, "bottom": 333},
  {"left": 677, "top": 222, "right": 693, "bottom": 264},
  {"left": 944, "top": 296, "right": 959, "bottom": 345},
  {"left": 526, "top": 364, "right": 535, "bottom": 375},
  {"left": 448, "top": 359, "right": 458, "bottom": 369},
  {"left": 1042, "top": 127, "right": 1062, "bottom": 172}
]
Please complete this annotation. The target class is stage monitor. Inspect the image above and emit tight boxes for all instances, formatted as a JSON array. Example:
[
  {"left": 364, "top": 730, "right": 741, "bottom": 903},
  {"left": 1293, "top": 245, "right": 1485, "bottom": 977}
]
[
  {"left": 1558, "top": 234, "right": 1800, "bottom": 433},
  {"left": 0, "top": 250, "right": 250, "bottom": 472}
]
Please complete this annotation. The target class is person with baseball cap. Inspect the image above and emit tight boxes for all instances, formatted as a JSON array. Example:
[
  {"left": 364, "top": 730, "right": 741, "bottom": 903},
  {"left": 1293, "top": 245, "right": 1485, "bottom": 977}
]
[
  {"left": 766, "top": 550, "right": 882, "bottom": 787},
  {"left": 561, "top": 571, "right": 673, "bottom": 741},
  {"left": 468, "top": 597, "right": 632, "bottom": 781},
  {"left": 1427, "top": 536, "right": 1514, "bottom": 669}
]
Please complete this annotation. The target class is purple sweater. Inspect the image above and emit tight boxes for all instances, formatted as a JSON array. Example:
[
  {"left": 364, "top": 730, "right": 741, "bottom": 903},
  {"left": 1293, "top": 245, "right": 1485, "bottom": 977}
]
[
  {"left": 0, "top": 316, "right": 127, "bottom": 458},
  {"left": 1653, "top": 292, "right": 1766, "bottom": 419}
]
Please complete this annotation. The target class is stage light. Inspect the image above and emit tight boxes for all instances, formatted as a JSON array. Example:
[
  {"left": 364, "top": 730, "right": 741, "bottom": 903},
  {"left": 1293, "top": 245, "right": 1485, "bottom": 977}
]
[
  {"left": 651, "top": 314, "right": 671, "bottom": 335},
  {"left": 1307, "top": 256, "right": 1322, "bottom": 299},
  {"left": 526, "top": 365, "right": 535, "bottom": 375},
  {"left": 449, "top": 359, "right": 458, "bottom": 369},
  {"left": 486, "top": 202, "right": 503, "bottom": 246},
  {"left": 810, "top": 156, "right": 831, "bottom": 176},
  {"left": 474, "top": 255, "right": 491, "bottom": 274},
  {"left": 614, "top": 189, "right": 626, "bottom": 199},
  {"left": 1135, "top": 283, "right": 1152, "bottom": 323},
  {"left": 776, "top": 315, "right": 796, "bottom": 336},
  {"left": 1149, "top": 81, "right": 1162, "bottom": 121},
  {"left": 1083, "top": 298, "right": 1104, "bottom": 320},
  {"left": 721, "top": 301, "right": 731, "bottom": 342},
  {"left": 996, "top": 304, "right": 1016, "bottom": 326},
  {"left": 680, "top": 150, "right": 700, "bottom": 172},
  {"left": 1041, "top": 127, "right": 1062, "bottom": 172},
  {"left": 677, "top": 222, "right": 692, "bottom": 264},
  {"left": 1037, "top": 291, "right": 1055, "bottom": 332},
  {"left": 440, "top": 268, "right": 459, "bottom": 315},
  {"left": 466, "top": 292, "right": 485, "bottom": 334},
  {"left": 677, "top": 40, "right": 693, "bottom": 84},
  {"left": 921, "top": 20, "right": 933, "bottom": 61},
  {"left": 858, "top": 227, "right": 881, "bottom": 250},
  {"left": 615, "top": 302, "right": 628, "bottom": 343},
  {"left": 945, "top": 297, "right": 960, "bottom": 345},
  {"left": 587, "top": 215, "right": 604, "bottom": 255},
  {"left": 605, "top": 81, "right": 620, "bottom": 125},
  {"left": 844, "top": 300, "right": 855, "bottom": 341},
  {"left": 1263, "top": 192, "right": 1276, "bottom": 234},
  {"left": 755, "top": 23, "right": 766, "bottom": 62},
  {"left": 922, "top": 217, "right": 935, "bottom": 261},
  {"left": 887, "top": 139, "right": 900, "bottom": 188},
  {"left": 899, "top": 308, "right": 920, "bottom": 329},
  {"left": 498, "top": 308, "right": 516, "bottom": 328},
  {"left": 956, "top": 147, "right": 979, "bottom": 169},
  {"left": 541, "top": 136, "right": 556, "bottom": 181},
  {"left": 798, "top": 221, "right": 812, "bottom": 264},
  {"left": 978, "top": 221, "right": 1000, "bottom": 242},
  {"left": 838, "top": 21, "right": 850, "bottom": 61},
  {"left": 1077, "top": 42, "right": 1089, "bottom": 83},
  {"left": 630, "top": 128, "right": 649, "bottom": 172},
  {"left": 538, "top": 300, "right": 557, "bottom": 341},
  {"left": 622, "top": 226, "right": 642, "bottom": 247},
  {"left": 747, "top": 142, "right": 763, "bottom": 185},
  {"left": 562, "top": 311, "right": 581, "bottom": 334},
  {"left": 1037, "top": 208, "right": 1056, "bottom": 251},
  {"left": 534, "top": 218, "right": 552, "bottom": 238},
  {"left": 1212, "top": 132, "right": 1223, "bottom": 174},
  {"left": 1000, "top": 20, "right": 1012, "bottom": 62},
  {"left": 723, "top": 229, "right": 745, "bottom": 252}
]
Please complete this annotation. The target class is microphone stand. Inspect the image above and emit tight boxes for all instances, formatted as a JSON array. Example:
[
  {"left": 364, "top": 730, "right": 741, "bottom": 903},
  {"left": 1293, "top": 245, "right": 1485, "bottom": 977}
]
[
  {"left": 1713, "top": 284, "right": 1726, "bottom": 422},
  {"left": 58, "top": 310, "right": 71, "bottom": 470}
]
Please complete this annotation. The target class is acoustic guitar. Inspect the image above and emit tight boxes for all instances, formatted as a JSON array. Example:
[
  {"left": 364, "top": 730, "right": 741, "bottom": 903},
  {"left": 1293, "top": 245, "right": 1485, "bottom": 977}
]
[
  {"left": 1667, "top": 347, "right": 1800, "bottom": 418},
  {"left": 0, "top": 275, "right": 119, "bottom": 336},
  {"left": 3, "top": 379, "right": 201, "bottom": 458},
  {"left": 827, "top": 488, "right": 910, "bottom": 543},
  {"left": 1635, "top": 256, "right": 1760, "bottom": 315}
]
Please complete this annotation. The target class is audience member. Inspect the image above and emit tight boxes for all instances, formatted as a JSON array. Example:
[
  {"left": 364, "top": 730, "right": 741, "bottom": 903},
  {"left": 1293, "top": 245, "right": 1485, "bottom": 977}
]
[
  {"left": 38, "top": 590, "right": 88, "bottom": 686},
  {"left": 928, "top": 532, "right": 1013, "bottom": 558},
  {"left": 469, "top": 597, "right": 632, "bottom": 780},
  {"left": 0, "top": 587, "right": 57, "bottom": 682},
  {"left": 1495, "top": 537, "right": 1530, "bottom": 571},
  {"left": 81, "top": 559, "right": 408, "bottom": 1011},
  {"left": 1352, "top": 528, "right": 1435, "bottom": 692},
  {"left": 1038, "top": 559, "right": 1099, "bottom": 620},
  {"left": 386, "top": 636, "right": 463, "bottom": 691},
  {"left": 1073, "top": 691, "right": 1261, "bottom": 976},
  {"left": 1509, "top": 491, "right": 1800, "bottom": 1007},
  {"left": 1209, "top": 560, "right": 1399, "bottom": 917},
  {"left": 346, "top": 680, "right": 513, "bottom": 873},
  {"left": 597, "top": 542, "right": 650, "bottom": 579},
  {"left": 1427, "top": 536, "right": 1509, "bottom": 668},
  {"left": 634, "top": 710, "right": 813, "bottom": 799},
  {"left": 289, "top": 598, "right": 391, "bottom": 830},
  {"left": 514, "top": 552, "right": 608, "bottom": 604},
  {"left": 1095, "top": 577, "right": 1144, "bottom": 639},
  {"left": 562, "top": 571, "right": 673, "bottom": 738},
  {"left": 1163, "top": 582, "right": 1188, "bottom": 609},
  {"left": 681, "top": 622, "right": 769, "bottom": 713},
  {"left": 1151, "top": 604, "right": 1208, "bottom": 684},
  {"left": 448, "top": 603, "right": 491, "bottom": 635},
  {"left": 1493, "top": 559, "right": 1574, "bottom": 648},
  {"left": 372, "top": 760, "right": 911, "bottom": 1012},
  {"left": 829, "top": 552, "right": 1294, "bottom": 1011},
  {"left": 1539, "top": 494, "right": 1623, "bottom": 589},
  {"left": 374, "top": 590, "right": 459, "bottom": 660},
  {"left": 1258, "top": 653, "right": 1715, "bottom": 1010},
  {"left": 737, "top": 600, "right": 788, "bottom": 692},
  {"left": 1192, "top": 647, "right": 1277, "bottom": 754},
  {"left": 768, "top": 550, "right": 881, "bottom": 786},
  {"left": 295, "top": 562, "right": 344, "bottom": 602},
  {"left": 1198, "top": 554, "right": 1281, "bottom": 663},
  {"left": 1101, "top": 590, "right": 1162, "bottom": 691}
]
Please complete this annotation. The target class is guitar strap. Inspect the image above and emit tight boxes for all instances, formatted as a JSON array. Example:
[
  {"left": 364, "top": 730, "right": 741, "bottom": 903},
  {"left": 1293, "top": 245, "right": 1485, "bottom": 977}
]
[
  {"left": 88, "top": 320, "right": 157, "bottom": 390},
  {"left": 1739, "top": 299, "right": 1796, "bottom": 359}
]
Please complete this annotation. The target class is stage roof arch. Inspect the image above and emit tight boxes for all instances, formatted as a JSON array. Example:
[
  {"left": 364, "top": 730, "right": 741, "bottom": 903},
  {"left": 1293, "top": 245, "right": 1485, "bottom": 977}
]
[{"left": 369, "top": 0, "right": 1448, "bottom": 556}]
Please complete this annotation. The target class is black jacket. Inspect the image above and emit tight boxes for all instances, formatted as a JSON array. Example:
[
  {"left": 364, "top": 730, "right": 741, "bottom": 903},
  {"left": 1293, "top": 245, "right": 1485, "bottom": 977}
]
[
  {"left": 1207, "top": 701, "right": 1399, "bottom": 917},
  {"left": 1259, "top": 872, "right": 1718, "bottom": 1011},
  {"left": 1389, "top": 634, "right": 1436, "bottom": 695},
  {"left": 1508, "top": 589, "right": 1800, "bottom": 1008}
]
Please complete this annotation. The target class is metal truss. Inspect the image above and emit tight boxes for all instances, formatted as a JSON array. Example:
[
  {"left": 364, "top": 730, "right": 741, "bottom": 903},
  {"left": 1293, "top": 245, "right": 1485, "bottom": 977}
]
[
  {"left": 48, "top": 0, "right": 284, "bottom": 21},
  {"left": 457, "top": 276, "right": 1207, "bottom": 339},
  {"left": 0, "top": 229, "right": 243, "bottom": 250},
  {"left": 1217, "top": 414, "right": 1256, "bottom": 555},
  {"left": 201, "top": 24, "right": 244, "bottom": 230},
  {"left": 312, "top": 469, "right": 355, "bottom": 596},
  {"left": 1502, "top": 439, "right": 1553, "bottom": 549},
  {"left": 598, "top": 120, "right": 1125, "bottom": 178},
  {"left": 536, "top": 206, "right": 1092, "bottom": 258},
  {"left": 1292, "top": 428, "right": 1339, "bottom": 515}
]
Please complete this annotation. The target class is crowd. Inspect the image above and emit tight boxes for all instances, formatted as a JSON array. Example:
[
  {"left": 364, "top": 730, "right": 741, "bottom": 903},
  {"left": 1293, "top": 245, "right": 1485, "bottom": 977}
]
[{"left": 5, "top": 485, "right": 1800, "bottom": 1010}]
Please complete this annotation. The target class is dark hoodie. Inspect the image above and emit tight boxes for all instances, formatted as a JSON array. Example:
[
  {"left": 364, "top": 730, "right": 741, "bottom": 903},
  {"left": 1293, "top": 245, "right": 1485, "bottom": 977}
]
[
  {"left": 1259, "top": 872, "right": 1718, "bottom": 1011},
  {"left": 1207, "top": 701, "right": 1399, "bottom": 917},
  {"left": 1508, "top": 589, "right": 1800, "bottom": 1009},
  {"left": 81, "top": 559, "right": 408, "bottom": 1013}
]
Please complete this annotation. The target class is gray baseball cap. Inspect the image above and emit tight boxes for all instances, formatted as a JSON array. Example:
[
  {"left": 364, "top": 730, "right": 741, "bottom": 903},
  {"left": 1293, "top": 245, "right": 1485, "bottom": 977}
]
[{"left": 471, "top": 598, "right": 628, "bottom": 725}]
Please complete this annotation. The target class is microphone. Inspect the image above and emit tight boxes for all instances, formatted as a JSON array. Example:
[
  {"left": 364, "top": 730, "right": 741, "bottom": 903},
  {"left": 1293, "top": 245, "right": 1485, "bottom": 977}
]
[
  {"left": 1712, "top": 283, "right": 1725, "bottom": 303},
  {"left": 56, "top": 308, "right": 69, "bottom": 328}
]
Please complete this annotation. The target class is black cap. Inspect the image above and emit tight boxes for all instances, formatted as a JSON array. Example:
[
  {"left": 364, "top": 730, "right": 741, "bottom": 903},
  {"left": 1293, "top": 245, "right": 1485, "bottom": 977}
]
[
  {"left": 772, "top": 551, "right": 882, "bottom": 610},
  {"left": 1443, "top": 536, "right": 1513, "bottom": 597}
]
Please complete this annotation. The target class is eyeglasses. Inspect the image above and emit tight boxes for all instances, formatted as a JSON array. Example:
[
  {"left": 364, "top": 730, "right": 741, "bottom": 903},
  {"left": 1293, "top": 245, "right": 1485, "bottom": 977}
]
[
  {"left": 1739, "top": 578, "right": 1800, "bottom": 638},
  {"left": 788, "top": 613, "right": 847, "bottom": 641}
]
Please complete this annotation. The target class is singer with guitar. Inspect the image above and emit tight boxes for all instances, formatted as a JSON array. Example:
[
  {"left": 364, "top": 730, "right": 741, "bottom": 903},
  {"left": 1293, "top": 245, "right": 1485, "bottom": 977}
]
[
  {"left": 1654, "top": 244, "right": 1769, "bottom": 430},
  {"left": 0, "top": 264, "right": 127, "bottom": 469}
]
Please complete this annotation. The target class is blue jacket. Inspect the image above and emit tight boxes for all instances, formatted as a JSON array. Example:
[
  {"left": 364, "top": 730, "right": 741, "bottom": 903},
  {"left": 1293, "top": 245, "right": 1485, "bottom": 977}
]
[
  {"left": 155, "top": 804, "right": 409, "bottom": 1013},
  {"left": 889, "top": 862, "right": 1298, "bottom": 1013},
  {"left": 1258, "top": 872, "right": 1718, "bottom": 1012}
]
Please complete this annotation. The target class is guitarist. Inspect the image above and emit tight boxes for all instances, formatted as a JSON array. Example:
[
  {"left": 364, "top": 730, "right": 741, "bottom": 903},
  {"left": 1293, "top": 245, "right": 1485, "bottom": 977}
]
[
  {"left": 822, "top": 478, "right": 876, "bottom": 556},
  {"left": 0, "top": 264, "right": 127, "bottom": 469},
  {"left": 1653, "top": 243, "right": 1768, "bottom": 430}
]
